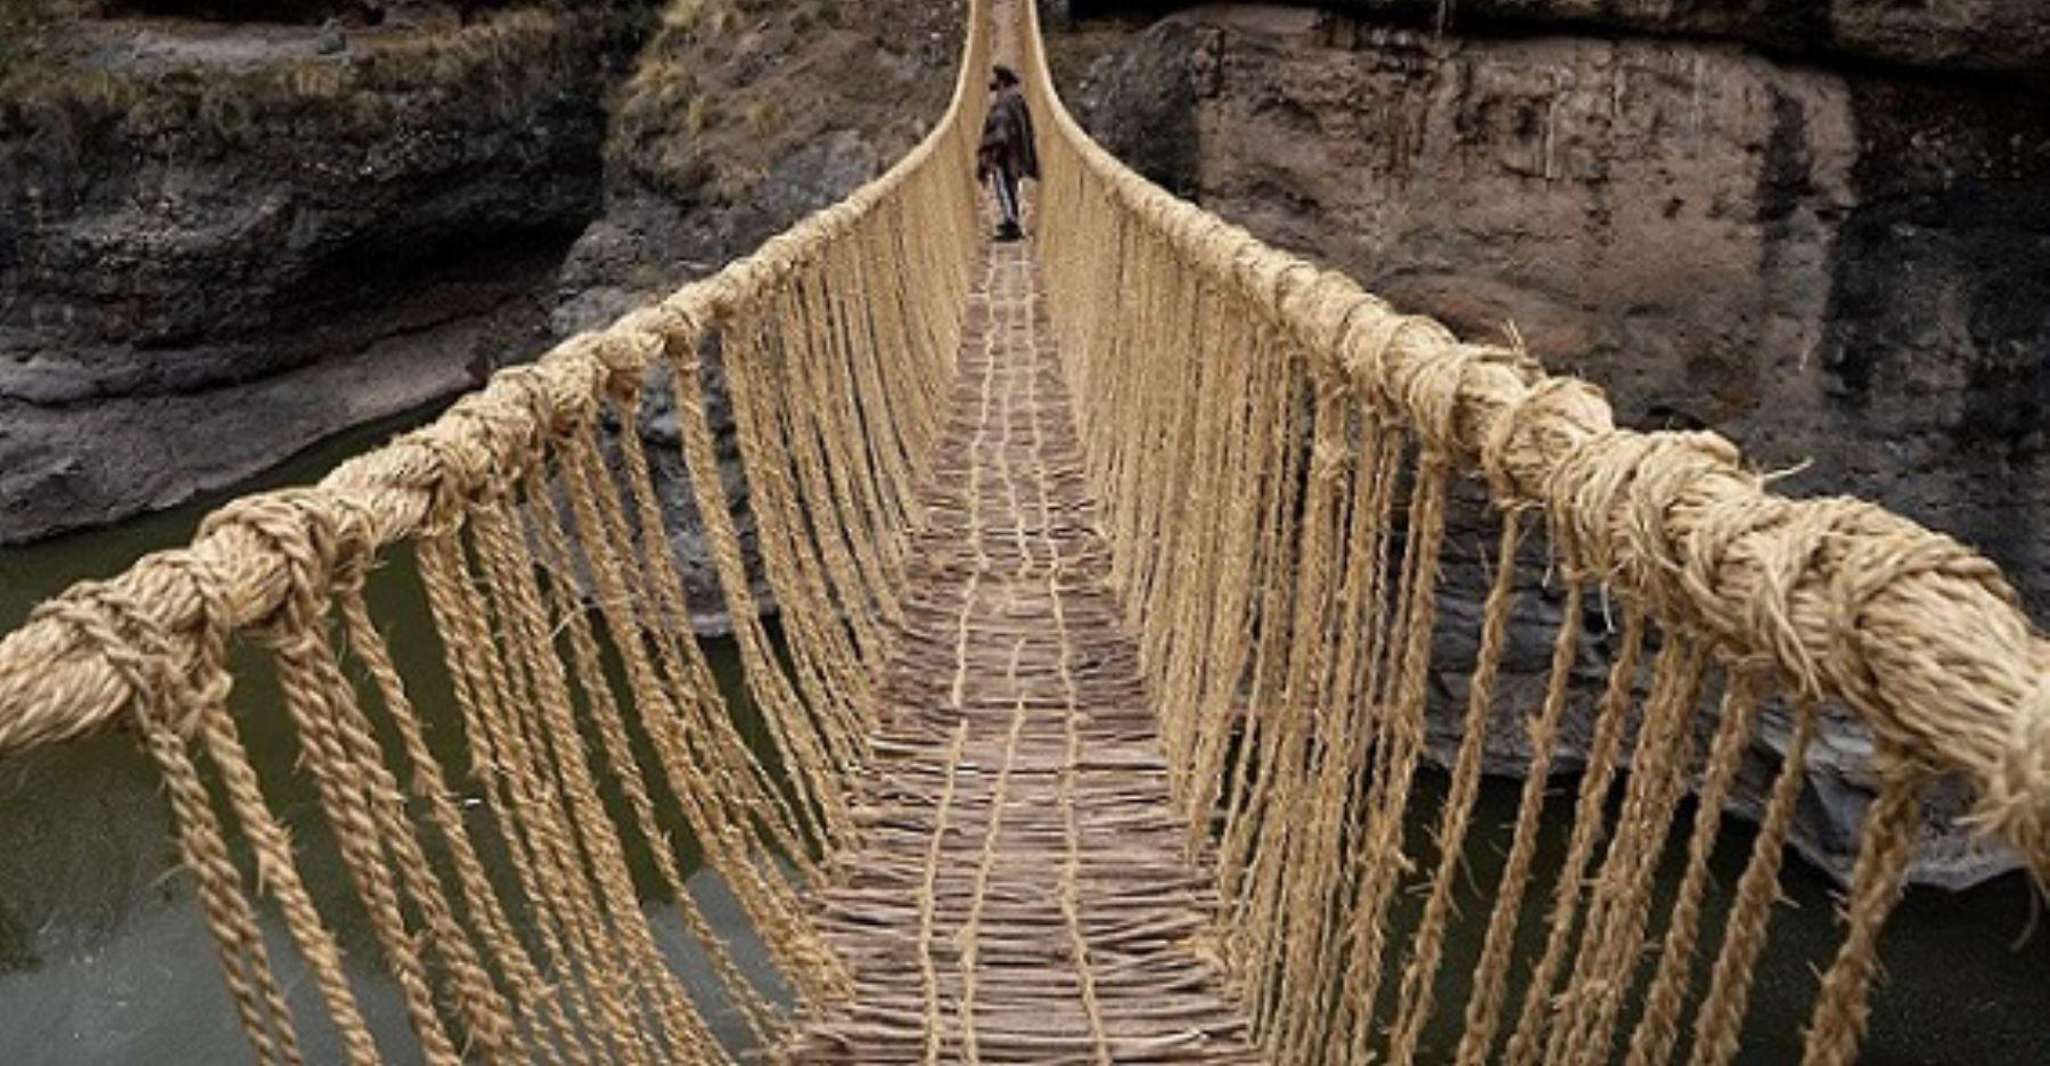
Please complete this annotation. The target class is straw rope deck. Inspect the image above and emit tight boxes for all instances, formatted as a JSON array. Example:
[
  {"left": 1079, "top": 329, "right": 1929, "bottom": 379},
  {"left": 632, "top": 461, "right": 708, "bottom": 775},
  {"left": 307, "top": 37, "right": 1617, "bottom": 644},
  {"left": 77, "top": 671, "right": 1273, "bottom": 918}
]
[
  {"left": 784, "top": 243, "right": 1262, "bottom": 1063},
  {"left": 3, "top": 4, "right": 2046, "bottom": 1064}
]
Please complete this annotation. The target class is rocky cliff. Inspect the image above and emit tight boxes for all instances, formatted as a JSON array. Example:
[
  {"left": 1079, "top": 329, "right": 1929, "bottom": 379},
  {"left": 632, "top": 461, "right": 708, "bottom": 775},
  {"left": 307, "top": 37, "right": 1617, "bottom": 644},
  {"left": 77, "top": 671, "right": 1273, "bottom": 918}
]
[
  {"left": 0, "top": 1, "right": 650, "bottom": 543},
  {"left": 549, "top": 0, "right": 965, "bottom": 626},
  {"left": 552, "top": 0, "right": 963, "bottom": 336},
  {"left": 1057, "top": 2, "right": 2050, "bottom": 611},
  {"left": 0, "top": 0, "right": 965, "bottom": 554},
  {"left": 1066, "top": 0, "right": 2050, "bottom": 79},
  {"left": 1048, "top": 1, "right": 2050, "bottom": 887}
]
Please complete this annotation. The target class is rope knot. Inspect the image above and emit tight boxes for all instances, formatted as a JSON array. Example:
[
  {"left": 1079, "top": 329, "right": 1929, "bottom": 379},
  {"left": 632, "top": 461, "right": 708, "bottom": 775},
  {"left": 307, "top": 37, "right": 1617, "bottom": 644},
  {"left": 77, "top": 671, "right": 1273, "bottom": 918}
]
[
  {"left": 31, "top": 578, "right": 198, "bottom": 736},
  {"left": 1543, "top": 429, "right": 1651, "bottom": 584},
  {"left": 1618, "top": 432, "right": 1742, "bottom": 623},
  {"left": 1968, "top": 678, "right": 2050, "bottom": 884},
  {"left": 1542, "top": 429, "right": 1735, "bottom": 611},
  {"left": 393, "top": 415, "right": 499, "bottom": 535},
  {"left": 699, "top": 272, "right": 753, "bottom": 323},
  {"left": 1822, "top": 513, "right": 2020, "bottom": 744},
  {"left": 1238, "top": 249, "right": 1313, "bottom": 332},
  {"left": 585, "top": 319, "right": 667, "bottom": 405},
  {"left": 1282, "top": 272, "right": 1367, "bottom": 369},
  {"left": 453, "top": 373, "right": 569, "bottom": 492},
  {"left": 484, "top": 367, "right": 568, "bottom": 463},
  {"left": 1227, "top": 239, "right": 1269, "bottom": 301},
  {"left": 1337, "top": 310, "right": 1440, "bottom": 420},
  {"left": 198, "top": 490, "right": 367, "bottom": 643},
  {"left": 1477, "top": 376, "right": 1606, "bottom": 508},
  {"left": 1680, "top": 491, "right": 1818, "bottom": 689},
  {"left": 1393, "top": 336, "right": 1473, "bottom": 456},
  {"left": 152, "top": 551, "right": 241, "bottom": 712},
  {"left": 654, "top": 293, "right": 710, "bottom": 334},
  {"left": 653, "top": 295, "right": 712, "bottom": 375}
]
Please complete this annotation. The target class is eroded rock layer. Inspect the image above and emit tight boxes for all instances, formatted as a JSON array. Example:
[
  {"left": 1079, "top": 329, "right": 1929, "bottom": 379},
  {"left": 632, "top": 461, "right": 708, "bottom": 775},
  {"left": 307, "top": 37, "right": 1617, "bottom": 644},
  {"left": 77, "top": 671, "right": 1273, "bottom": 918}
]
[{"left": 1051, "top": 3, "right": 2050, "bottom": 887}]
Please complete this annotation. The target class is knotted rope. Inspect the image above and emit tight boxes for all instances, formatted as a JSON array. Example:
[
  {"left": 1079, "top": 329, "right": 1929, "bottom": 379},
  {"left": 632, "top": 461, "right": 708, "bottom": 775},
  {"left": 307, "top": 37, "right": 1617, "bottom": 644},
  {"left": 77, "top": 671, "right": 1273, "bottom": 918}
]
[
  {"left": 1013, "top": 2, "right": 2049, "bottom": 1064},
  {"left": 0, "top": 2, "right": 2043, "bottom": 1064}
]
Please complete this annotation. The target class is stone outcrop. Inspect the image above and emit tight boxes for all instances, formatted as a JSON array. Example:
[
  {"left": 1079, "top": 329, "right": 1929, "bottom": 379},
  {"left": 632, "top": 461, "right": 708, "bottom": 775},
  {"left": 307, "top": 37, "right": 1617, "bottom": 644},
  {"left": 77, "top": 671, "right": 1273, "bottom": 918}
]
[
  {"left": 0, "top": 4, "right": 648, "bottom": 543},
  {"left": 550, "top": 0, "right": 965, "bottom": 627},
  {"left": 552, "top": 0, "right": 964, "bottom": 336},
  {"left": 1048, "top": 3, "right": 2049, "bottom": 887}
]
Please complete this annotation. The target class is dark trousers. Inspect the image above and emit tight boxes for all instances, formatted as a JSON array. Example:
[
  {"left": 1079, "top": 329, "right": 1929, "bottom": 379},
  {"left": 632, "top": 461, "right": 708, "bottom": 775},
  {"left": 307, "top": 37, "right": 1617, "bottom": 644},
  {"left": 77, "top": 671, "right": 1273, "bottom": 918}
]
[{"left": 992, "top": 170, "right": 1021, "bottom": 228}]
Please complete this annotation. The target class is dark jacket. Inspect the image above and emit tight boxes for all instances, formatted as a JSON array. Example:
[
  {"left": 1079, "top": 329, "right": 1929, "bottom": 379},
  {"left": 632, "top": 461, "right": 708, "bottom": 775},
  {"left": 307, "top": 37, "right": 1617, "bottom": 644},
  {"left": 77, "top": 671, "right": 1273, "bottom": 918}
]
[{"left": 978, "top": 88, "right": 1039, "bottom": 182}]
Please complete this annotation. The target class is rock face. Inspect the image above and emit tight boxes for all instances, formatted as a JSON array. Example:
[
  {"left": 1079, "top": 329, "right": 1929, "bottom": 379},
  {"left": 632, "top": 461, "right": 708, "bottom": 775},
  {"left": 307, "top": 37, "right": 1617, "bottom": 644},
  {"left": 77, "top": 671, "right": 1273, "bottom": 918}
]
[
  {"left": 553, "top": 0, "right": 964, "bottom": 337},
  {"left": 1049, "top": 4, "right": 2049, "bottom": 886},
  {"left": 0, "top": 0, "right": 969, "bottom": 626},
  {"left": 549, "top": 0, "right": 966, "bottom": 626},
  {"left": 1064, "top": 0, "right": 2050, "bottom": 79},
  {"left": 0, "top": 5, "right": 648, "bottom": 543}
]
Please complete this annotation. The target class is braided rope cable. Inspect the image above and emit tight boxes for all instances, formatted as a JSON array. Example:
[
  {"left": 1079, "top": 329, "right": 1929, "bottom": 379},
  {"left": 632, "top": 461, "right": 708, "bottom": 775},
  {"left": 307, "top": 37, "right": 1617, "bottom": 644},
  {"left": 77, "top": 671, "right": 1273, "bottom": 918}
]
[{"left": 1008, "top": 0, "right": 2050, "bottom": 885}]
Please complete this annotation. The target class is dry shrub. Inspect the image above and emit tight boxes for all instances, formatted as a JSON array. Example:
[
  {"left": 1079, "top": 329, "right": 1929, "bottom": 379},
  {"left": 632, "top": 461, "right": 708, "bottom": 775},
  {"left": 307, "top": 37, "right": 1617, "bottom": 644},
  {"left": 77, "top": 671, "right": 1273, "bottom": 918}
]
[
  {"left": 1, "top": 5, "right": 635, "bottom": 154},
  {"left": 741, "top": 96, "right": 782, "bottom": 136}
]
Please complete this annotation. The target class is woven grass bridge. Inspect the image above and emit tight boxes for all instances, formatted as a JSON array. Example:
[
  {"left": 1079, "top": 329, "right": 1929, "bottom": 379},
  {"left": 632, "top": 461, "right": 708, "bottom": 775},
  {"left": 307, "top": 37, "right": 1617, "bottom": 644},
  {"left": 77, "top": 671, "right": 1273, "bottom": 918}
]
[{"left": 2, "top": 2, "right": 2047, "bottom": 1063}]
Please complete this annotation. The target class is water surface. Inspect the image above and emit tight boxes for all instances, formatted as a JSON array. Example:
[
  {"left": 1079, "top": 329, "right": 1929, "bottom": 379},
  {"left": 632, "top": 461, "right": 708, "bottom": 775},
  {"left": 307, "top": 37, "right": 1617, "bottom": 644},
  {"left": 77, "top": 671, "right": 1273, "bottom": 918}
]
[
  {"left": 0, "top": 408, "right": 2044, "bottom": 1064},
  {"left": 0, "top": 407, "right": 783, "bottom": 1063}
]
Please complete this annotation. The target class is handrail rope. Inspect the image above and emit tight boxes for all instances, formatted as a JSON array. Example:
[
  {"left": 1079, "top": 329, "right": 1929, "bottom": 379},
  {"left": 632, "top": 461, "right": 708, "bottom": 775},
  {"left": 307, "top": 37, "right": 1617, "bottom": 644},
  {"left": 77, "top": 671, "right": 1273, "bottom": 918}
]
[
  {"left": 1009, "top": 0, "right": 2050, "bottom": 881},
  {"left": 0, "top": 0, "right": 995, "bottom": 757},
  {"left": 4, "top": 0, "right": 2048, "bottom": 890}
]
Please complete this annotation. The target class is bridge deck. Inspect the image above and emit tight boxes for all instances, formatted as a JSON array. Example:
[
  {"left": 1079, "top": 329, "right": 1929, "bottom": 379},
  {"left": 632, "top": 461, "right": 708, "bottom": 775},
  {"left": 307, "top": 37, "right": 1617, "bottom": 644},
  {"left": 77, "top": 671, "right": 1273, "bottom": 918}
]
[{"left": 785, "top": 243, "right": 1262, "bottom": 1063}]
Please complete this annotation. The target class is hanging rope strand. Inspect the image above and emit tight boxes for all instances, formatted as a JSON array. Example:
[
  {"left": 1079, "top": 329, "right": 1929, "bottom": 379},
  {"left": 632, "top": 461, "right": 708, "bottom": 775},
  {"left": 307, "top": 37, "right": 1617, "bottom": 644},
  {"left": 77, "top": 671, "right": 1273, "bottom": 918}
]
[{"left": 0, "top": 6, "right": 2040, "bottom": 1066}]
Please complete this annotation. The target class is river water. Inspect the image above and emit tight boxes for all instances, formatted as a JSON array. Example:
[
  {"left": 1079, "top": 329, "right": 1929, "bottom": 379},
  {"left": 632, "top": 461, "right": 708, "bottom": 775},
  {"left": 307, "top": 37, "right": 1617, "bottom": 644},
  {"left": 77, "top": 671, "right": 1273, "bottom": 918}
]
[
  {"left": 0, "top": 407, "right": 2043, "bottom": 1063},
  {"left": 0, "top": 406, "right": 786, "bottom": 1063}
]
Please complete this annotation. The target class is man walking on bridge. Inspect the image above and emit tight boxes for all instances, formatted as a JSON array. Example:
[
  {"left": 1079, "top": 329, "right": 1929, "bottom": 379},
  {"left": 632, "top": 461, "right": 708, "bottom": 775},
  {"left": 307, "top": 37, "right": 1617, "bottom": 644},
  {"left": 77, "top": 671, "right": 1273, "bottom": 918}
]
[{"left": 978, "top": 64, "right": 1037, "bottom": 242}]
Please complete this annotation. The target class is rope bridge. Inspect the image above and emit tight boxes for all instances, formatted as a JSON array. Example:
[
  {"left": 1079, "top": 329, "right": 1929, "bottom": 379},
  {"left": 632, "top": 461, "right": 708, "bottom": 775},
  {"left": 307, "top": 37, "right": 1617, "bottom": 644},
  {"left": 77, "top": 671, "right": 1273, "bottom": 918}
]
[{"left": 1, "top": 1, "right": 2045, "bottom": 1062}]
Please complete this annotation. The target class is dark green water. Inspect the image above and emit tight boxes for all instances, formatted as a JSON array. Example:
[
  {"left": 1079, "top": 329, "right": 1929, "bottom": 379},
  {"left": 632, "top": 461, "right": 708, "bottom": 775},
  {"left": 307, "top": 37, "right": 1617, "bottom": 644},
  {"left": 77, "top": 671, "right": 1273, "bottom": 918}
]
[
  {"left": 1386, "top": 769, "right": 2049, "bottom": 1065},
  {"left": 0, "top": 406, "right": 783, "bottom": 1064},
  {"left": 0, "top": 407, "right": 2043, "bottom": 1063}
]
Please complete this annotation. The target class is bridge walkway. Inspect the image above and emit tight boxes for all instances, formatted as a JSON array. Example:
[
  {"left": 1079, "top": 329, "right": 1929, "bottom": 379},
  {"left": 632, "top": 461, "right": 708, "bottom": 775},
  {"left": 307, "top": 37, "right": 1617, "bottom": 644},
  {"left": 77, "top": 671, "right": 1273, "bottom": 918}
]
[{"left": 783, "top": 242, "right": 1262, "bottom": 1063}]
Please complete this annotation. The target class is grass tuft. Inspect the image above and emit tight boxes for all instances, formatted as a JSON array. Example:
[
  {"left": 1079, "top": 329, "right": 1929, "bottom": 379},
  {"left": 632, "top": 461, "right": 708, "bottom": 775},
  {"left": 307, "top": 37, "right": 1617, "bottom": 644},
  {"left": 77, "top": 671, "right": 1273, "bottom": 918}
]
[
  {"left": 741, "top": 96, "right": 782, "bottom": 137},
  {"left": 660, "top": 0, "right": 734, "bottom": 37}
]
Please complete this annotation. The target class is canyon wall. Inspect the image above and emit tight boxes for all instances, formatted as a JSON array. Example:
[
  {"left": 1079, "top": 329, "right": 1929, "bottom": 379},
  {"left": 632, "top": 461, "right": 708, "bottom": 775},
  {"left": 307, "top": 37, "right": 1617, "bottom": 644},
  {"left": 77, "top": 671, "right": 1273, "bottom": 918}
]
[
  {"left": 550, "top": 0, "right": 966, "bottom": 626},
  {"left": 0, "top": 2, "right": 650, "bottom": 543},
  {"left": 1049, "top": 1, "right": 2050, "bottom": 886},
  {"left": 0, "top": 0, "right": 966, "bottom": 623}
]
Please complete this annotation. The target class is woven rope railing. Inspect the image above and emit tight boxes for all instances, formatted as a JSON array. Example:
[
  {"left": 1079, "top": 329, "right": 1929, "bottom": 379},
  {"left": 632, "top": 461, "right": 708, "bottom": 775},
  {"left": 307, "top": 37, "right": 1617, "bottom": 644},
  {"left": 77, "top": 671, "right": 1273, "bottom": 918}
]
[
  {"left": 0, "top": 3, "right": 991, "bottom": 1062},
  {"left": 1014, "top": 3, "right": 2049, "bottom": 1065},
  {"left": 1, "top": 0, "right": 2046, "bottom": 1062}
]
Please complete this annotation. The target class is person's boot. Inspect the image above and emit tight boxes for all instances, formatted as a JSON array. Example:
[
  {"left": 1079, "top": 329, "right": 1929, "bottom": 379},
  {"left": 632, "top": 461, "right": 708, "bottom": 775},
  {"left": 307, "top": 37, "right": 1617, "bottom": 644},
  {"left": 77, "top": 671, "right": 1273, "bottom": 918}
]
[{"left": 995, "top": 220, "right": 1023, "bottom": 242}]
